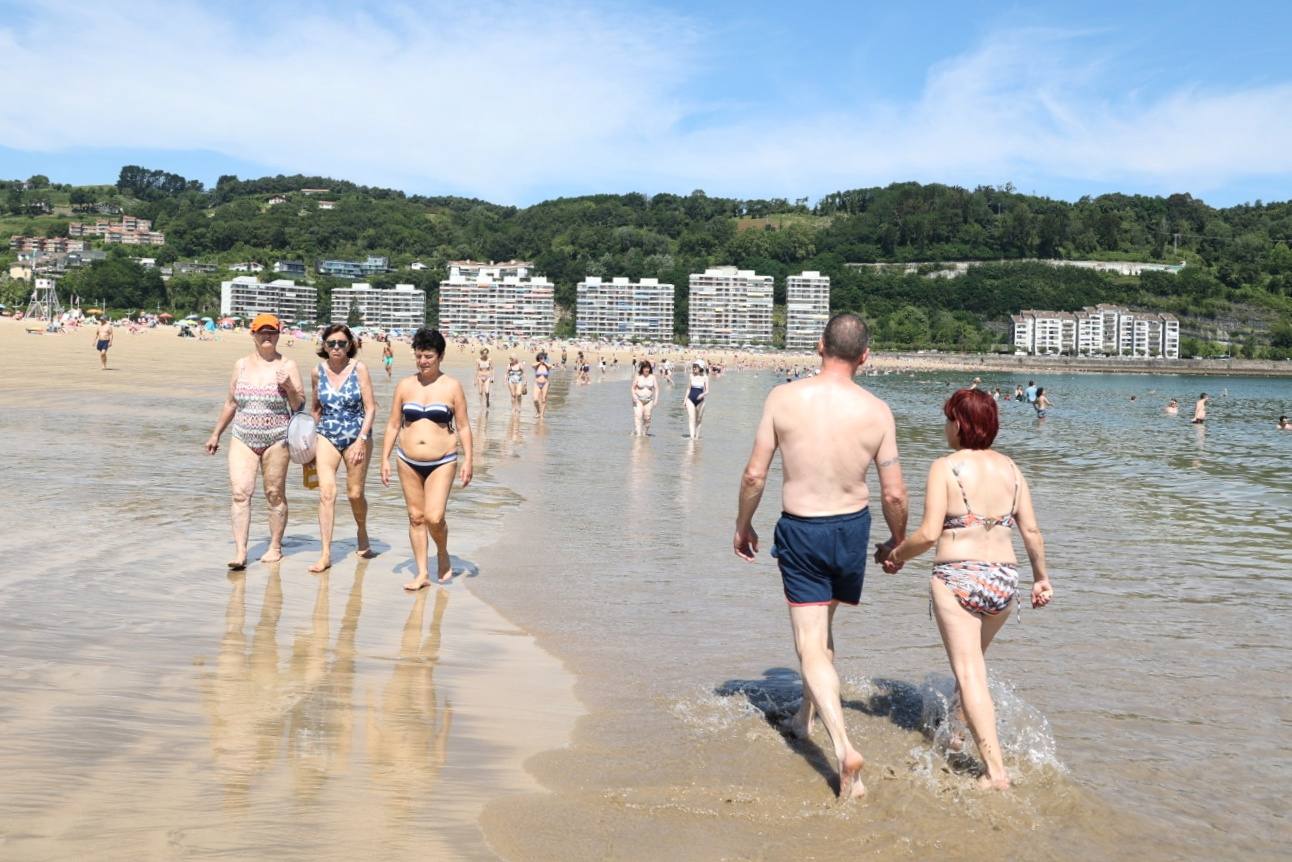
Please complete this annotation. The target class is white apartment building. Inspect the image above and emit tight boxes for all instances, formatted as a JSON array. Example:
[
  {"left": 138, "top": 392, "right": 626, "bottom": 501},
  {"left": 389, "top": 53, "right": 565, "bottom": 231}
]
[
  {"left": 785, "top": 271, "right": 831, "bottom": 350},
  {"left": 1012, "top": 305, "right": 1179, "bottom": 358},
  {"left": 438, "top": 266, "right": 555, "bottom": 338},
  {"left": 330, "top": 283, "right": 426, "bottom": 330},
  {"left": 220, "top": 276, "right": 318, "bottom": 323},
  {"left": 687, "top": 266, "right": 773, "bottom": 346},
  {"left": 576, "top": 276, "right": 674, "bottom": 341}
]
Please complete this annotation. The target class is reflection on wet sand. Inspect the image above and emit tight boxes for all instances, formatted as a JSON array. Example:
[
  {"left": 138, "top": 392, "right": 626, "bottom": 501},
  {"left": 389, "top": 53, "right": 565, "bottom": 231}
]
[{"left": 366, "top": 587, "right": 453, "bottom": 824}]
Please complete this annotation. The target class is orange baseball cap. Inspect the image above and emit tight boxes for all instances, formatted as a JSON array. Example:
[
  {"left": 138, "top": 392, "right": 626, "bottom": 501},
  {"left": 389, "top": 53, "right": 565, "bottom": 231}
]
[{"left": 251, "top": 313, "right": 281, "bottom": 331}]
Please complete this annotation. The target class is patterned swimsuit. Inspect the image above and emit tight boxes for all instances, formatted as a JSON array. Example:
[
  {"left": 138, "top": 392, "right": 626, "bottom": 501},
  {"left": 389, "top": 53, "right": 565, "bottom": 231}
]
[
  {"left": 933, "top": 463, "right": 1021, "bottom": 616},
  {"left": 232, "top": 375, "right": 291, "bottom": 455},
  {"left": 317, "top": 363, "right": 366, "bottom": 452}
]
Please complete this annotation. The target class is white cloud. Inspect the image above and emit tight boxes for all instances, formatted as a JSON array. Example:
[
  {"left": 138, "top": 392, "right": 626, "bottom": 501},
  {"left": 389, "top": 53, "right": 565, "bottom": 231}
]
[{"left": 1, "top": 8, "right": 1290, "bottom": 203}]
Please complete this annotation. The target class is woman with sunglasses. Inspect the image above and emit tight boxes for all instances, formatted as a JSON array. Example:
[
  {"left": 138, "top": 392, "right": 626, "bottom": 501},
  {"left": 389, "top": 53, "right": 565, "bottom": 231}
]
[
  {"left": 309, "top": 323, "right": 378, "bottom": 572},
  {"left": 204, "top": 313, "right": 305, "bottom": 569}
]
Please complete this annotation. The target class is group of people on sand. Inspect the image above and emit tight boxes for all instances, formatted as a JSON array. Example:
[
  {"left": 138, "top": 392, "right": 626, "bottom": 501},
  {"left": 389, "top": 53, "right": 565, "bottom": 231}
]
[
  {"left": 205, "top": 315, "right": 472, "bottom": 592},
  {"left": 472, "top": 348, "right": 554, "bottom": 417},
  {"left": 630, "top": 358, "right": 710, "bottom": 438},
  {"left": 735, "top": 312, "right": 1052, "bottom": 800}
]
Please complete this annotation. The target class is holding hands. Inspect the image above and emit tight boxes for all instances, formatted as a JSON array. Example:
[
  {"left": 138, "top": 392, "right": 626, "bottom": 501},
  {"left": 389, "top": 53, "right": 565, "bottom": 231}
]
[
  {"left": 874, "top": 539, "right": 903, "bottom": 574},
  {"left": 1031, "top": 579, "right": 1054, "bottom": 609}
]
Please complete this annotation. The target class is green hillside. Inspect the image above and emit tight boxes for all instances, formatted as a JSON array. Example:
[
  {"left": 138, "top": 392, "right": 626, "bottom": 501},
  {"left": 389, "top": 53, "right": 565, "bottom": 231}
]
[{"left": 3, "top": 168, "right": 1290, "bottom": 357}]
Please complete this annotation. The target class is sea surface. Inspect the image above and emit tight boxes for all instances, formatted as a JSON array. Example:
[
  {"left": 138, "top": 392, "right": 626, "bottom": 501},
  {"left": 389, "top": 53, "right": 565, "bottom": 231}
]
[
  {"left": 1, "top": 331, "right": 1289, "bottom": 860},
  {"left": 468, "top": 366, "right": 1292, "bottom": 861}
]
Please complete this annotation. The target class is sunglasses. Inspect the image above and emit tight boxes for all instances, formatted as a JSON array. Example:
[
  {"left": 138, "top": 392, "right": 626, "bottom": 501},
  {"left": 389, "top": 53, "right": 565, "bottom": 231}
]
[
  {"left": 325, "top": 339, "right": 350, "bottom": 349},
  {"left": 256, "top": 328, "right": 280, "bottom": 335}
]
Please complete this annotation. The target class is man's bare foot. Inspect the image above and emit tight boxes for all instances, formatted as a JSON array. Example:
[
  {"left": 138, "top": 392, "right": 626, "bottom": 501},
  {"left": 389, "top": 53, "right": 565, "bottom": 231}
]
[
  {"left": 436, "top": 551, "right": 453, "bottom": 583},
  {"left": 838, "top": 750, "right": 866, "bottom": 801},
  {"left": 785, "top": 700, "right": 816, "bottom": 740},
  {"left": 308, "top": 556, "right": 331, "bottom": 573},
  {"left": 259, "top": 548, "right": 283, "bottom": 563},
  {"left": 403, "top": 576, "right": 431, "bottom": 592},
  {"left": 357, "top": 544, "right": 377, "bottom": 559},
  {"left": 977, "top": 773, "right": 1011, "bottom": 791},
  {"left": 227, "top": 558, "right": 247, "bottom": 571}
]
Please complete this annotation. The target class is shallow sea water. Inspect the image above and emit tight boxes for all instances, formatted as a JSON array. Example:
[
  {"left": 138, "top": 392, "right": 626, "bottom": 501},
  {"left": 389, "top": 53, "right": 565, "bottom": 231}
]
[{"left": 469, "top": 366, "right": 1292, "bottom": 861}]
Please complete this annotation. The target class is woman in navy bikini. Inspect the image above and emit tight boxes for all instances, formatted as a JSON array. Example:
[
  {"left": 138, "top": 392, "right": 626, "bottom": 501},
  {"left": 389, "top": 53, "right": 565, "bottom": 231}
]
[
  {"left": 380, "top": 328, "right": 473, "bottom": 591},
  {"left": 309, "top": 323, "right": 377, "bottom": 573},
  {"left": 881, "top": 388, "right": 1052, "bottom": 790}
]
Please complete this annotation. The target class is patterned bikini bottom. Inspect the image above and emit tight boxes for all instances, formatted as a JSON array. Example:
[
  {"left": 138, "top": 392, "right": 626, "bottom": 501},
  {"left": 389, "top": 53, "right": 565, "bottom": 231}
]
[{"left": 932, "top": 560, "right": 1019, "bottom": 616}]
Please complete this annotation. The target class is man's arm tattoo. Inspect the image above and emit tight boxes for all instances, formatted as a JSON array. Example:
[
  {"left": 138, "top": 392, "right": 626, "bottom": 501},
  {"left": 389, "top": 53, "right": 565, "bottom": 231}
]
[{"left": 876, "top": 455, "right": 900, "bottom": 468}]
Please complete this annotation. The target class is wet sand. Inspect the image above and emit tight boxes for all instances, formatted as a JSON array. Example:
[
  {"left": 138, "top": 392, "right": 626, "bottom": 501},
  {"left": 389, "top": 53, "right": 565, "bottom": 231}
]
[{"left": 0, "top": 320, "right": 580, "bottom": 860}]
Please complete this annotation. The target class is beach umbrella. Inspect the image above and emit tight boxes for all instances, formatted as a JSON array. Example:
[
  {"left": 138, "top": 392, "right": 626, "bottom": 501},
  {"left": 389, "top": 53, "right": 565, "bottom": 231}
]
[
  {"left": 219, "top": 317, "right": 238, "bottom": 326},
  {"left": 86, "top": 307, "right": 103, "bottom": 314},
  {"left": 201, "top": 316, "right": 213, "bottom": 322},
  {"left": 158, "top": 312, "right": 174, "bottom": 320}
]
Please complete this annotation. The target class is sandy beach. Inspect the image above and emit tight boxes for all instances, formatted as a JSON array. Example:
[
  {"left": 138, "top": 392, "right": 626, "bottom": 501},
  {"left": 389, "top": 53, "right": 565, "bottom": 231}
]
[{"left": 2, "top": 319, "right": 1289, "bottom": 861}]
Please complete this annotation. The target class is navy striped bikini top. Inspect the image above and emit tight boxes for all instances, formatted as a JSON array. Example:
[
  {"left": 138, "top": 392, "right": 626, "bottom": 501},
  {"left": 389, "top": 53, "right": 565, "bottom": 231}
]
[{"left": 402, "top": 401, "right": 453, "bottom": 429}]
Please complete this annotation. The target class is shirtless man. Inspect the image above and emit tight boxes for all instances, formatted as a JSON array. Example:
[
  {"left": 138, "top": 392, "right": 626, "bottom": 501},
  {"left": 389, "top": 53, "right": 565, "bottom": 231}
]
[
  {"left": 1192, "top": 392, "right": 1209, "bottom": 424},
  {"left": 93, "top": 317, "right": 113, "bottom": 369},
  {"left": 733, "top": 312, "right": 908, "bottom": 802}
]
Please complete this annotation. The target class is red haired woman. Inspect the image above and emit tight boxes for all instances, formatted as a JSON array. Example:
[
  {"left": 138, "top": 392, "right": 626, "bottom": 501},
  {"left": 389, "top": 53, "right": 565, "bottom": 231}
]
[{"left": 880, "top": 388, "right": 1053, "bottom": 790}]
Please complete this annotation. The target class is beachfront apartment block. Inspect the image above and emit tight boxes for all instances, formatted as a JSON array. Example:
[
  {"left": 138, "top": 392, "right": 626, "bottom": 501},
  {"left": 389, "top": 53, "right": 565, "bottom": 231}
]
[
  {"left": 785, "top": 271, "right": 831, "bottom": 350},
  {"left": 576, "top": 276, "right": 675, "bottom": 341},
  {"left": 438, "top": 267, "right": 555, "bottom": 338},
  {"left": 330, "top": 283, "right": 426, "bottom": 330},
  {"left": 68, "top": 216, "right": 165, "bottom": 246},
  {"left": 317, "top": 256, "right": 390, "bottom": 279},
  {"left": 9, "top": 236, "right": 88, "bottom": 254},
  {"left": 220, "top": 276, "right": 318, "bottom": 323},
  {"left": 687, "top": 267, "right": 774, "bottom": 346},
  {"left": 1012, "top": 306, "right": 1179, "bottom": 358}
]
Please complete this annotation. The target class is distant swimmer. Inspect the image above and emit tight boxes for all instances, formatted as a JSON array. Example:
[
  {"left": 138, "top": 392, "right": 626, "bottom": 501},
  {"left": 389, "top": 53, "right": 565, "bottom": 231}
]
[
  {"left": 970, "top": 377, "right": 981, "bottom": 390},
  {"left": 204, "top": 313, "right": 306, "bottom": 569},
  {"left": 533, "top": 353, "right": 551, "bottom": 419},
  {"left": 309, "top": 324, "right": 377, "bottom": 573},
  {"left": 733, "top": 312, "right": 908, "bottom": 802},
  {"left": 93, "top": 316, "right": 113, "bottom": 369},
  {"left": 685, "top": 359, "right": 709, "bottom": 439},
  {"left": 1278, "top": 415, "right": 1290, "bottom": 430},
  {"left": 631, "top": 360, "right": 658, "bottom": 436},
  {"left": 1193, "top": 393, "right": 1209, "bottom": 424},
  {"left": 382, "top": 340, "right": 394, "bottom": 380},
  {"left": 1033, "top": 387, "right": 1051, "bottom": 419},
  {"left": 476, "top": 348, "right": 493, "bottom": 410},
  {"left": 878, "top": 389, "right": 1052, "bottom": 791},
  {"left": 380, "top": 328, "right": 473, "bottom": 591},
  {"left": 1166, "top": 398, "right": 1179, "bottom": 416},
  {"left": 1014, "top": 384, "right": 1025, "bottom": 402}
]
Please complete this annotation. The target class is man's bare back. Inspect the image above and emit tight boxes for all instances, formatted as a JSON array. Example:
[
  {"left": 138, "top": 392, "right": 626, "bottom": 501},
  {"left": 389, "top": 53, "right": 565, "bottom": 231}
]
[{"left": 768, "top": 375, "right": 899, "bottom": 518}]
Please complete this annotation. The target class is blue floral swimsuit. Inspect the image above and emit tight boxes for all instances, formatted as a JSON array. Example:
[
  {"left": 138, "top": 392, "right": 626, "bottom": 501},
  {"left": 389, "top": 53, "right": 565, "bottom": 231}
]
[{"left": 317, "top": 363, "right": 366, "bottom": 452}]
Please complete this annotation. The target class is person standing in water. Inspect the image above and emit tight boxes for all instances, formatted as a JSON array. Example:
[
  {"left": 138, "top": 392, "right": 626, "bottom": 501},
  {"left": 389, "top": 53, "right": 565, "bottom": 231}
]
[
  {"left": 1033, "top": 387, "right": 1051, "bottom": 418},
  {"left": 733, "top": 313, "right": 908, "bottom": 802},
  {"left": 382, "top": 340, "right": 394, "bottom": 381},
  {"left": 684, "top": 360, "right": 709, "bottom": 439},
  {"left": 1193, "top": 393, "right": 1209, "bottom": 424},
  {"left": 878, "top": 389, "right": 1052, "bottom": 790},
  {"left": 381, "top": 328, "right": 473, "bottom": 591},
  {"left": 631, "top": 360, "right": 659, "bottom": 436},
  {"left": 1166, "top": 398, "right": 1179, "bottom": 416},
  {"left": 309, "top": 324, "right": 377, "bottom": 573},
  {"left": 204, "top": 313, "right": 305, "bottom": 569},
  {"left": 475, "top": 348, "right": 494, "bottom": 410},
  {"left": 1277, "top": 415, "right": 1290, "bottom": 430},
  {"left": 93, "top": 316, "right": 114, "bottom": 369}
]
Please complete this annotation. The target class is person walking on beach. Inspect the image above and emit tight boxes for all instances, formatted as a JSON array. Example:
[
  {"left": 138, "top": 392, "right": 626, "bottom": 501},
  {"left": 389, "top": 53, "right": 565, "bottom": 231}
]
[
  {"left": 382, "top": 340, "right": 394, "bottom": 381},
  {"left": 1193, "top": 393, "right": 1209, "bottom": 424},
  {"left": 733, "top": 312, "right": 908, "bottom": 801},
  {"left": 533, "top": 353, "right": 551, "bottom": 418},
  {"left": 93, "top": 316, "right": 113, "bottom": 369},
  {"left": 476, "top": 348, "right": 494, "bottom": 410},
  {"left": 876, "top": 389, "right": 1052, "bottom": 790},
  {"left": 506, "top": 356, "right": 525, "bottom": 407},
  {"left": 380, "top": 328, "right": 473, "bottom": 591},
  {"left": 309, "top": 324, "right": 377, "bottom": 573},
  {"left": 204, "top": 313, "right": 306, "bottom": 569},
  {"left": 631, "top": 360, "right": 659, "bottom": 436},
  {"left": 684, "top": 360, "right": 709, "bottom": 439}
]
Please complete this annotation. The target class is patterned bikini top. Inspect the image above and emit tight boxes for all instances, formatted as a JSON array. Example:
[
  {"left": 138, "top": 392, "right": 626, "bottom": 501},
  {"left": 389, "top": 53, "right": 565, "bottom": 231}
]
[{"left": 942, "top": 462, "right": 1020, "bottom": 531}]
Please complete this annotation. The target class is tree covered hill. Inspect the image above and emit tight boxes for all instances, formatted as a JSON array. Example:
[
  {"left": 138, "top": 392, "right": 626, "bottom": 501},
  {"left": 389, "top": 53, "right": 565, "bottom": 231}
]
[{"left": 3, "top": 167, "right": 1291, "bottom": 356}]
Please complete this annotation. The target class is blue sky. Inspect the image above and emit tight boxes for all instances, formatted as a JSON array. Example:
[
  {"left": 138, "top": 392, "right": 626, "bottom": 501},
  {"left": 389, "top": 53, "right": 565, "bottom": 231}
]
[{"left": 2, "top": 0, "right": 1290, "bottom": 206}]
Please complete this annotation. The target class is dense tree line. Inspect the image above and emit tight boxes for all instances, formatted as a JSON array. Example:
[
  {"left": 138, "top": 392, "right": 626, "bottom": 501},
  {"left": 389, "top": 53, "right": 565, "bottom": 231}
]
[{"left": 6, "top": 169, "right": 1292, "bottom": 354}]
